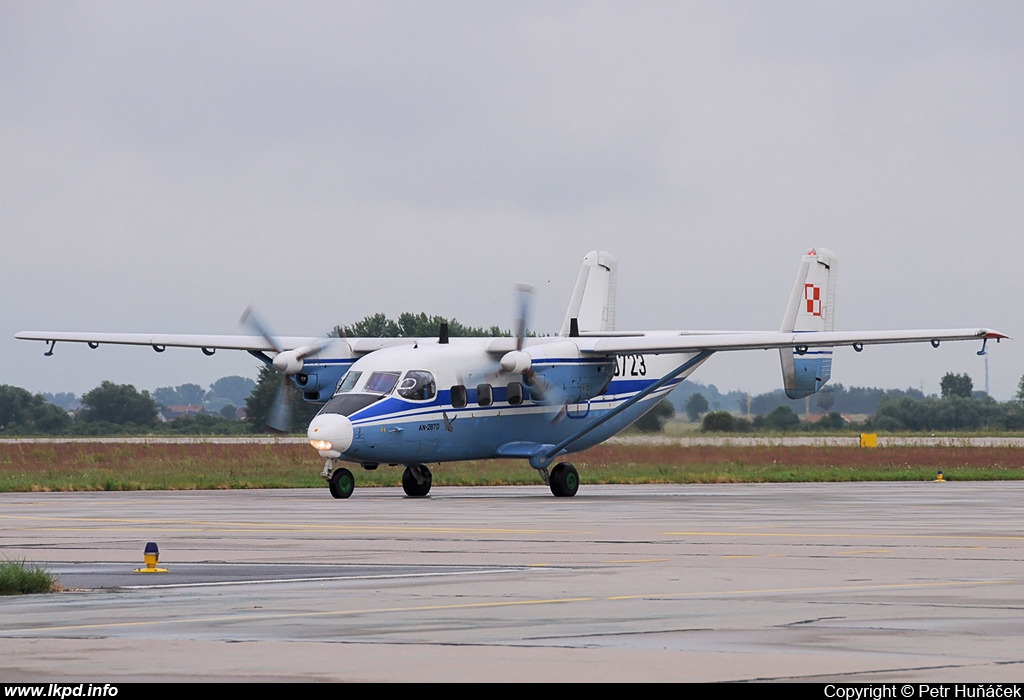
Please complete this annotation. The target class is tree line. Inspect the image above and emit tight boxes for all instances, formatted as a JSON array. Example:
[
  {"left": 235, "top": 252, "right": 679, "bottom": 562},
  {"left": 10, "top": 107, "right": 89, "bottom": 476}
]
[
  {"left": 693, "top": 372, "right": 1024, "bottom": 433},
  {"left": 0, "top": 380, "right": 257, "bottom": 436}
]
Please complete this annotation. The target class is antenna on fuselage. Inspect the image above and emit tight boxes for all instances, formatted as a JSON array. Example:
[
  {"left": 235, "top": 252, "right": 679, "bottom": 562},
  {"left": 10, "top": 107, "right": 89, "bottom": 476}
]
[{"left": 439, "top": 322, "right": 449, "bottom": 344}]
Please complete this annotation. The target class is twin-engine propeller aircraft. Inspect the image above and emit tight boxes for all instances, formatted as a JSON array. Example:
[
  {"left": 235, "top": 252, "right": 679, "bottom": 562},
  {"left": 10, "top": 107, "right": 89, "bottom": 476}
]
[{"left": 17, "top": 249, "right": 1006, "bottom": 499}]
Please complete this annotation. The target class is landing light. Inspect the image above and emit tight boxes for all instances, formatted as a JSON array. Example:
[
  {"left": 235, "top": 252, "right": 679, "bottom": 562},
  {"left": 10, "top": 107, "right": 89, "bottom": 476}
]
[{"left": 310, "top": 439, "right": 333, "bottom": 451}]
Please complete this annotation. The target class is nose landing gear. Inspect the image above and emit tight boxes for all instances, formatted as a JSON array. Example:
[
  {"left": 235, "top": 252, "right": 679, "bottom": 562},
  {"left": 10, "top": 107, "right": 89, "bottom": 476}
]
[{"left": 329, "top": 462, "right": 358, "bottom": 499}]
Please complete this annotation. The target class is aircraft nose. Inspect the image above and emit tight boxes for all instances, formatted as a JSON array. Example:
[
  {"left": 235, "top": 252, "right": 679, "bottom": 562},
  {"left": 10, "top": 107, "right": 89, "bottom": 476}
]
[{"left": 307, "top": 413, "right": 354, "bottom": 458}]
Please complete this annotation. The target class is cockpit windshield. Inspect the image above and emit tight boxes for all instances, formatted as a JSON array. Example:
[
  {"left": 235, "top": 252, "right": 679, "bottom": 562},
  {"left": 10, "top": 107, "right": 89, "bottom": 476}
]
[
  {"left": 319, "top": 369, "right": 402, "bottom": 418},
  {"left": 364, "top": 371, "right": 401, "bottom": 395},
  {"left": 335, "top": 371, "right": 362, "bottom": 394}
]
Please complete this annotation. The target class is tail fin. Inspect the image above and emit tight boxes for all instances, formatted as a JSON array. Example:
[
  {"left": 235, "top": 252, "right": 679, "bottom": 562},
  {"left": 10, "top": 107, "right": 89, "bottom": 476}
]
[
  {"left": 779, "top": 247, "right": 837, "bottom": 398},
  {"left": 561, "top": 251, "right": 617, "bottom": 336}
]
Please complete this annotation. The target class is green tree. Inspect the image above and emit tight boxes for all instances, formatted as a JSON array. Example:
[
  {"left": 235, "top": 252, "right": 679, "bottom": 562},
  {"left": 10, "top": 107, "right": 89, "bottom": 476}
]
[
  {"left": 868, "top": 393, "right": 1022, "bottom": 432},
  {"left": 685, "top": 392, "right": 709, "bottom": 422},
  {"left": 335, "top": 313, "right": 400, "bottom": 338},
  {"left": 40, "top": 392, "right": 79, "bottom": 410},
  {"left": 208, "top": 376, "right": 256, "bottom": 406},
  {"left": 79, "top": 382, "right": 159, "bottom": 426},
  {"left": 702, "top": 411, "right": 735, "bottom": 432},
  {"left": 334, "top": 313, "right": 508, "bottom": 339},
  {"left": 1016, "top": 375, "right": 1024, "bottom": 406},
  {"left": 816, "top": 411, "right": 846, "bottom": 430},
  {"left": 0, "top": 386, "right": 72, "bottom": 434},
  {"left": 754, "top": 405, "right": 801, "bottom": 431},
  {"left": 940, "top": 372, "right": 973, "bottom": 399},
  {"left": 153, "top": 383, "right": 207, "bottom": 407},
  {"left": 634, "top": 399, "right": 675, "bottom": 432}
]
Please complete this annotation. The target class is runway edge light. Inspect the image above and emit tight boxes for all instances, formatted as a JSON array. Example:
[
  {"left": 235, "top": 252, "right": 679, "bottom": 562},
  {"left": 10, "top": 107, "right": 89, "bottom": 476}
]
[
  {"left": 935, "top": 470, "right": 946, "bottom": 482},
  {"left": 134, "top": 541, "right": 169, "bottom": 573}
]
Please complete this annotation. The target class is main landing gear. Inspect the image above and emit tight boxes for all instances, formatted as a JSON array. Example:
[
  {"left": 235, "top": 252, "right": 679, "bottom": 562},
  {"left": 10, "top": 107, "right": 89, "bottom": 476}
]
[
  {"left": 322, "top": 460, "right": 575, "bottom": 499},
  {"left": 402, "top": 463, "right": 432, "bottom": 497},
  {"left": 547, "top": 462, "right": 579, "bottom": 498}
]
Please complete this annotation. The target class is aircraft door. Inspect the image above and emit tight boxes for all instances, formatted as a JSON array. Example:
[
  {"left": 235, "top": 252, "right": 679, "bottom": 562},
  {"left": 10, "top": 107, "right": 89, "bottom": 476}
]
[{"left": 566, "top": 400, "right": 591, "bottom": 420}]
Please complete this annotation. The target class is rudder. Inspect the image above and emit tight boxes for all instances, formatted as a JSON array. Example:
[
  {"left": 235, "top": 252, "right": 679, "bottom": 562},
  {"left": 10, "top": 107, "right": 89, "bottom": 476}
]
[{"left": 561, "top": 251, "right": 618, "bottom": 335}]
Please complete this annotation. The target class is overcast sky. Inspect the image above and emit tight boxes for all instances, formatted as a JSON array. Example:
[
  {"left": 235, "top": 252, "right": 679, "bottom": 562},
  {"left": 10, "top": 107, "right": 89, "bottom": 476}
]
[{"left": 2, "top": 1, "right": 1022, "bottom": 400}]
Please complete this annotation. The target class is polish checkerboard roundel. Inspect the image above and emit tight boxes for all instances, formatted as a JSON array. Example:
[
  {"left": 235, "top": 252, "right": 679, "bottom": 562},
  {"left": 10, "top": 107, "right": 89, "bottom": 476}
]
[{"left": 804, "top": 283, "right": 822, "bottom": 317}]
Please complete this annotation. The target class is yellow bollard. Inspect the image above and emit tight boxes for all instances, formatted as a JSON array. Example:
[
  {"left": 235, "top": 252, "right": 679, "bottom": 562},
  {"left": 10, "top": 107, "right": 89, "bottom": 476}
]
[
  {"left": 134, "top": 541, "right": 169, "bottom": 573},
  {"left": 935, "top": 470, "right": 945, "bottom": 482},
  {"left": 860, "top": 433, "right": 878, "bottom": 448}
]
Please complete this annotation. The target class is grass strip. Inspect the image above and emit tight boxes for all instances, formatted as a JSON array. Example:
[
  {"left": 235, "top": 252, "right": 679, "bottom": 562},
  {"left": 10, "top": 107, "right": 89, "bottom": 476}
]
[{"left": 1, "top": 442, "right": 1022, "bottom": 492}]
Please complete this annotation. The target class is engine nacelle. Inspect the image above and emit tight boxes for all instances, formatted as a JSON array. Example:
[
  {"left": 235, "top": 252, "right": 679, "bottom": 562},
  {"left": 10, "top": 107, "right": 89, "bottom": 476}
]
[
  {"left": 273, "top": 350, "right": 305, "bottom": 374},
  {"left": 500, "top": 350, "right": 532, "bottom": 374},
  {"left": 522, "top": 341, "right": 614, "bottom": 405},
  {"left": 273, "top": 343, "right": 320, "bottom": 374},
  {"left": 278, "top": 340, "right": 354, "bottom": 403}
]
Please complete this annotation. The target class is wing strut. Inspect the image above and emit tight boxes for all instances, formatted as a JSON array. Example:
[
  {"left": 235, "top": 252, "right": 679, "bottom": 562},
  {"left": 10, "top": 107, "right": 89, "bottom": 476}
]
[{"left": 535, "top": 350, "right": 714, "bottom": 467}]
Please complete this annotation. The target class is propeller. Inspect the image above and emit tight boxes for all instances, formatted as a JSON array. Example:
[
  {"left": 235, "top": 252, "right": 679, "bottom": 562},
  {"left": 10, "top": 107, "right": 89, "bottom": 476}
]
[
  {"left": 513, "top": 284, "right": 532, "bottom": 351},
  {"left": 240, "top": 305, "right": 326, "bottom": 433},
  {"left": 495, "top": 285, "right": 562, "bottom": 405}
]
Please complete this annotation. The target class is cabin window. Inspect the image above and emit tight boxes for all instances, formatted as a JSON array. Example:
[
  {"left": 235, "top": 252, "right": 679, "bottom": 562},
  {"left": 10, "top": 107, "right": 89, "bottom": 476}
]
[
  {"left": 364, "top": 371, "right": 400, "bottom": 395},
  {"left": 450, "top": 385, "right": 467, "bottom": 408},
  {"left": 476, "top": 383, "right": 492, "bottom": 407},
  {"left": 398, "top": 370, "right": 436, "bottom": 401},
  {"left": 507, "top": 382, "right": 523, "bottom": 406},
  {"left": 335, "top": 371, "right": 362, "bottom": 394}
]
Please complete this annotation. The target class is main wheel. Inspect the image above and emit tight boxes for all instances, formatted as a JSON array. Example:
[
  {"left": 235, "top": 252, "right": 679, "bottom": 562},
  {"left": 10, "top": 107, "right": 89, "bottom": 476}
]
[
  {"left": 549, "top": 462, "right": 579, "bottom": 497},
  {"left": 328, "top": 467, "right": 355, "bottom": 499},
  {"left": 402, "top": 464, "right": 432, "bottom": 497}
]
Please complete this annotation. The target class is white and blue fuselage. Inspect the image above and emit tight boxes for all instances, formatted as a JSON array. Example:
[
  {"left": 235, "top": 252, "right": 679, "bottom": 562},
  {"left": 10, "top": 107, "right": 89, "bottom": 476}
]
[{"left": 305, "top": 337, "right": 707, "bottom": 469}]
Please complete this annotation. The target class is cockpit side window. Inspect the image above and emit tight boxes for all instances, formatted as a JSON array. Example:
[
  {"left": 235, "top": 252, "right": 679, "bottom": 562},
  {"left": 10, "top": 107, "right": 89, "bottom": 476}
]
[
  {"left": 364, "top": 371, "right": 401, "bottom": 395},
  {"left": 398, "top": 370, "right": 436, "bottom": 401},
  {"left": 335, "top": 371, "right": 362, "bottom": 394}
]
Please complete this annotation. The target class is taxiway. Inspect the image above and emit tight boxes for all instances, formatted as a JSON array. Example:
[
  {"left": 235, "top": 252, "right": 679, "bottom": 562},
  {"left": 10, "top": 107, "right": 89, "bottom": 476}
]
[{"left": 1, "top": 483, "right": 1021, "bottom": 682}]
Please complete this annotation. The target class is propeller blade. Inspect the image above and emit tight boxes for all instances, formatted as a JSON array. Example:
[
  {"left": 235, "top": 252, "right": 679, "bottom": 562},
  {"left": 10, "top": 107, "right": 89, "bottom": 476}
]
[
  {"left": 513, "top": 284, "right": 534, "bottom": 351},
  {"left": 240, "top": 305, "right": 285, "bottom": 354},
  {"left": 294, "top": 338, "right": 327, "bottom": 360},
  {"left": 266, "top": 376, "right": 292, "bottom": 432}
]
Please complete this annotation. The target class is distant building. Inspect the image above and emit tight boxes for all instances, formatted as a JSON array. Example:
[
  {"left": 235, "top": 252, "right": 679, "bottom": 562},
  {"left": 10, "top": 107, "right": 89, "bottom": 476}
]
[{"left": 161, "top": 405, "right": 206, "bottom": 420}]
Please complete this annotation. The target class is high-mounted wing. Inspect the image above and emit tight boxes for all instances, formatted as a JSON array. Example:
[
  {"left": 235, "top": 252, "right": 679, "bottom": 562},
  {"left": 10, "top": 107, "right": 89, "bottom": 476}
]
[
  {"left": 579, "top": 246, "right": 1006, "bottom": 400},
  {"left": 580, "top": 328, "right": 1007, "bottom": 356},
  {"left": 14, "top": 331, "right": 322, "bottom": 353}
]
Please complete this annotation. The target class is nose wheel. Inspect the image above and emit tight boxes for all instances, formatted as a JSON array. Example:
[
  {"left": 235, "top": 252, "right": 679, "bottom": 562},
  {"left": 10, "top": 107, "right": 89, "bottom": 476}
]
[
  {"left": 402, "top": 464, "right": 432, "bottom": 497},
  {"left": 327, "top": 467, "right": 354, "bottom": 499},
  {"left": 549, "top": 462, "right": 579, "bottom": 497}
]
